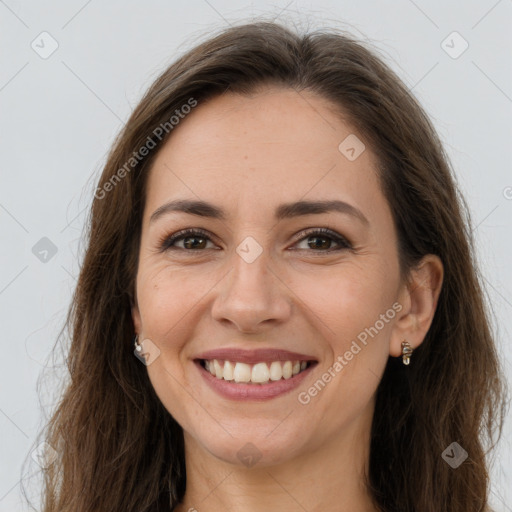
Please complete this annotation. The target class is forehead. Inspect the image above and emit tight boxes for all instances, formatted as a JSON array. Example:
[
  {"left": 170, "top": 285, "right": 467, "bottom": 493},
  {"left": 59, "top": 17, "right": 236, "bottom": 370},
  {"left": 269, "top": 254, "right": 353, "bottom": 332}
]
[{"left": 144, "top": 87, "right": 387, "bottom": 226}]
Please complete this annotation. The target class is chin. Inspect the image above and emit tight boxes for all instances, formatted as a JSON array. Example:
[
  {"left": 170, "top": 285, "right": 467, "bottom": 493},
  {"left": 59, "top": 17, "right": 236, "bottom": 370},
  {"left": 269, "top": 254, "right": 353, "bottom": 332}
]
[{"left": 190, "top": 419, "right": 310, "bottom": 469}]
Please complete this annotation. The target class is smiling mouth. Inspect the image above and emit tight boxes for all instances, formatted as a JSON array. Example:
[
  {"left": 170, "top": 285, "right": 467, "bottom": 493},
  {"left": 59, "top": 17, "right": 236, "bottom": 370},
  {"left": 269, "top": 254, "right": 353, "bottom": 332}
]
[{"left": 198, "top": 358, "right": 316, "bottom": 385}]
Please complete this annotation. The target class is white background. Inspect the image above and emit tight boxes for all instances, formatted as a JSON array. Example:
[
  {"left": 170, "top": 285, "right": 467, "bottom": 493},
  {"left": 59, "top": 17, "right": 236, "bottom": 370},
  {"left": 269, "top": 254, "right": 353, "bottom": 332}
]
[{"left": 0, "top": 1, "right": 511, "bottom": 510}]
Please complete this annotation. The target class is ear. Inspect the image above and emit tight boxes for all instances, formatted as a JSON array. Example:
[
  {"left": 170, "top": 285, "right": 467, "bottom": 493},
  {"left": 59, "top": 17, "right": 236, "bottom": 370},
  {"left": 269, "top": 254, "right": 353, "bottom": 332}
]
[
  {"left": 390, "top": 254, "right": 444, "bottom": 357},
  {"left": 131, "top": 297, "right": 142, "bottom": 335}
]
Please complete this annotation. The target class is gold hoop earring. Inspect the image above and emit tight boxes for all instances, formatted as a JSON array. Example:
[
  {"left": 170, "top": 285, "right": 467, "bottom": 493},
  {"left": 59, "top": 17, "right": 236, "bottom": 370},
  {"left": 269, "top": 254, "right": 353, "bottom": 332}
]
[{"left": 401, "top": 341, "right": 413, "bottom": 365}]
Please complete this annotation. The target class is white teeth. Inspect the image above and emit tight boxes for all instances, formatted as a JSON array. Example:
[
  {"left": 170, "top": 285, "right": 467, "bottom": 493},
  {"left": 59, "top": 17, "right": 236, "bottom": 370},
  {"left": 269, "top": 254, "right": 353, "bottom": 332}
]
[
  {"left": 282, "top": 361, "right": 293, "bottom": 379},
  {"left": 203, "top": 359, "right": 310, "bottom": 383},
  {"left": 251, "top": 362, "right": 270, "bottom": 383},
  {"left": 269, "top": 361, "right": 283, "bottom": 381},
  {"left": 223, "top": 360, "right": 234, "bottom": 381},
  {"left": 214, "top": 359, "right": 223, "bottom": 379},
  {"left": 233, "top": 362, "right": 252, "bottom": 383}
]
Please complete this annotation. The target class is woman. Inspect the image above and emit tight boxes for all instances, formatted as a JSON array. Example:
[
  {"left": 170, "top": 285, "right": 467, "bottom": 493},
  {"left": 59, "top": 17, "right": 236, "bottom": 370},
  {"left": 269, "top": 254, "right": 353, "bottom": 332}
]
[{"left": 34, "top": 21, "right": 507, "bottom": 512}]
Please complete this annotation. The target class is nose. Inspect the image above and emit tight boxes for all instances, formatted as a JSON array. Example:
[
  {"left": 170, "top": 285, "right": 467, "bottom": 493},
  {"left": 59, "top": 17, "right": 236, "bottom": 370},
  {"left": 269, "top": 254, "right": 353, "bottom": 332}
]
[{"left": 211, "top": 244, "right": 292, "bottom": 334}]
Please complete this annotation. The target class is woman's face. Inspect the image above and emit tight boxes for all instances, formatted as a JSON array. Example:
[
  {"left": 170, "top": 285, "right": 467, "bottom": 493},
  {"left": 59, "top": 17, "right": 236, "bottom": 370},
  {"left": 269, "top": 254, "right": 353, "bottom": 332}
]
[{"left": 132, "top": 87, "right": 407, "bottom": 466}]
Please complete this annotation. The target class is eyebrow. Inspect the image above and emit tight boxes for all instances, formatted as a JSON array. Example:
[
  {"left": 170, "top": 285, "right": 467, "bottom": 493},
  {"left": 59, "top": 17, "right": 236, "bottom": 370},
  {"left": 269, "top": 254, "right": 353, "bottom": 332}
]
[{"left": 149, "top": 199, "right": 369, "bottom": 226}]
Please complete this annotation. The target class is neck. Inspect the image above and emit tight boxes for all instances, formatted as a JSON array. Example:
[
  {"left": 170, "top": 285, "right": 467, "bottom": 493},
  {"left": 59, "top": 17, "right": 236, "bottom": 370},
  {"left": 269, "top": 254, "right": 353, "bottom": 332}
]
[{"left": 173, "top": 400, "right": 379, "bottom": 512}]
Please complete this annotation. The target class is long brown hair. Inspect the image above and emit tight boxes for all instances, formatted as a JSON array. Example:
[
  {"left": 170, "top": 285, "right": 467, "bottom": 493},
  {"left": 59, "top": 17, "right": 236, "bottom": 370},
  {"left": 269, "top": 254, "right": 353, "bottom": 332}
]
[{"left": 26, "top": 20, "right": 508, "bottom": 512}]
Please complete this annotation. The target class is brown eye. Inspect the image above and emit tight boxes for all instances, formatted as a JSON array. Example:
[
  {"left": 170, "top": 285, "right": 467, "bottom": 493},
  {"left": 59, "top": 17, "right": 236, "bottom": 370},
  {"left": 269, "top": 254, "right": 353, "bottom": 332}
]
[
  {"left": 180, "top": 234, "right": 209, "bottom": 250},
  {"left": 159, "top": 228, "right": 216, "bottom": 251},
  {"left": 293, "top": 228, "right": 352, "bottom": 252}
]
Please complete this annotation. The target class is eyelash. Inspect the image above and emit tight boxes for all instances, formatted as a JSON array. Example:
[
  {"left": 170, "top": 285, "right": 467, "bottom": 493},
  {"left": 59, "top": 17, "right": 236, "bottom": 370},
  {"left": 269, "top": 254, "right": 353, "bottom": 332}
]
[{"left": 157, "top": 227, "right": 353, "bottom": 254}]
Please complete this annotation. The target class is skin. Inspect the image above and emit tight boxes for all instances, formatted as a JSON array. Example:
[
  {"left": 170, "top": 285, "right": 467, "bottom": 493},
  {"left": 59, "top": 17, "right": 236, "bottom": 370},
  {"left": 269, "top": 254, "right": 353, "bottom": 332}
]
[{"left": 131, "top": 86, "right": 444, "bottom": 512}]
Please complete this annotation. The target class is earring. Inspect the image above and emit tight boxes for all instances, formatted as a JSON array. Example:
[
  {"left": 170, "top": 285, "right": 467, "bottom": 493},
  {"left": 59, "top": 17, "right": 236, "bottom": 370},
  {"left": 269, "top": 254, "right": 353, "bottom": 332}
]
[
  {"left": 401, "top": 341, "right": 413, "bottom": 365},
  {"left": 134, "top": 335, "right": 142, "bottom": 353}
]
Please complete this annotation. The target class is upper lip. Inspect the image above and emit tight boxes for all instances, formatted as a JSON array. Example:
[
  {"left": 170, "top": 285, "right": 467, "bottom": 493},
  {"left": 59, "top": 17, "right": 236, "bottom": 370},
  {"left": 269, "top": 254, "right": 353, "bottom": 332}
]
[{"left": 194, "top": 348, "right": 317, "bottom": 364}]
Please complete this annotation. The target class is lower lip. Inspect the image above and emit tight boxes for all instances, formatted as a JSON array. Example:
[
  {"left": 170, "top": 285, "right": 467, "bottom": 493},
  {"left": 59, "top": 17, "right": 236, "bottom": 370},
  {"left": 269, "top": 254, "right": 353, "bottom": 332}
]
[{"left": 195, "top": 360, "right": 316, "bottom": 401}]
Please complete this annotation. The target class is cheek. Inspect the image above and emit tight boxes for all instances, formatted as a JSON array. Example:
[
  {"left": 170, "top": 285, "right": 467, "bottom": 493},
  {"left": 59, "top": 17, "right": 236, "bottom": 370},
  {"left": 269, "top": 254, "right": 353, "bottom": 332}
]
[
  {"left": 310, "top": 267, "right": 395, "bottom": 418},
  {"left": 136, "top": 268, "right": 202, "bottom": 422},
  {"left": 135, "top": 266, "right": 198, "bottom": 357},
  {"left": 293, "top": 260, "right": 395, "bottom": 345}
]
